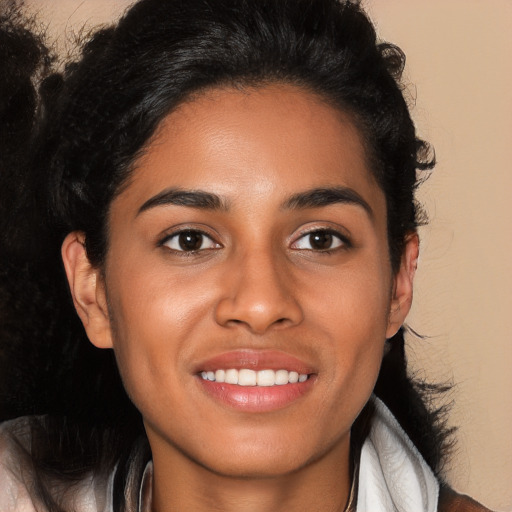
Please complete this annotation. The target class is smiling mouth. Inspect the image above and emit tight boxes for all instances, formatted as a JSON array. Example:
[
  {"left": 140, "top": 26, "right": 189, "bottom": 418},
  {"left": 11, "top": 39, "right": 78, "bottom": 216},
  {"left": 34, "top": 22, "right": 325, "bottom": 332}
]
[{"left": 200, "top": 368, "right": 310, "bottom": 386}]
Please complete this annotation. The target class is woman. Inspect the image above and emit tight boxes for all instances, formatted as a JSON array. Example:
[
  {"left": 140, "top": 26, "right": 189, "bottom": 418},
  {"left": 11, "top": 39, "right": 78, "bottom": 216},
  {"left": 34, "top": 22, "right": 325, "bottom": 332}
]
[{"left": 0, "top": 0, "right": 494, "bottom": 510}]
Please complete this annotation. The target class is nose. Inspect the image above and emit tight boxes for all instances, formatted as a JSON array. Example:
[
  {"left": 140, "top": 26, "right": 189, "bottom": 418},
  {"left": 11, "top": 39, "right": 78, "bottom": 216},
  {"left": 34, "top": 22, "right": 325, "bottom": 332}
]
[{"left": 214, "top": 249, "right": 304, "bottom": 334}]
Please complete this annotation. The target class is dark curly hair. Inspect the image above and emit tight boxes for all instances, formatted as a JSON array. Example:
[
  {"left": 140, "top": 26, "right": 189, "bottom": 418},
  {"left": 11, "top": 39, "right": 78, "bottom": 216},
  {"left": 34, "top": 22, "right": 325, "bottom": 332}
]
[{"left": 0, "top": 0, "right": 452, "bottom": 510}]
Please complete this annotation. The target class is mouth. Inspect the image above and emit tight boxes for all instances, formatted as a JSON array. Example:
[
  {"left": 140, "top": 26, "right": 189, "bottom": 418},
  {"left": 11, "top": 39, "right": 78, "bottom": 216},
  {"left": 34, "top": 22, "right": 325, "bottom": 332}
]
[
  {"left": 195, "top": 350, "right": 316, "bottom": 412},
  {"left": 200, "top": 368, "right": 310, "bottom": 386}
]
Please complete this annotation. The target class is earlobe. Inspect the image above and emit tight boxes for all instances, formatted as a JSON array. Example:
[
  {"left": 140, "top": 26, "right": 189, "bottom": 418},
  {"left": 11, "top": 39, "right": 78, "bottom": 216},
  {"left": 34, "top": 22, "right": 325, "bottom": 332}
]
[
  {"left": 386, "top": 233, "right": 419, "bottom": 339},
  {"left": 61, "top": 232, "right": 113, "bottom": 349}
]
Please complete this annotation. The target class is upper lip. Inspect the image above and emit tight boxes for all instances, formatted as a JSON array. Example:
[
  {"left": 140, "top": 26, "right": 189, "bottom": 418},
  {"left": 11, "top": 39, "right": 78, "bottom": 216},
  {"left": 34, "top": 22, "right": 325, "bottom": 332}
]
[{"left": 194, "top": 349, "right": 316, "bottom": 374}]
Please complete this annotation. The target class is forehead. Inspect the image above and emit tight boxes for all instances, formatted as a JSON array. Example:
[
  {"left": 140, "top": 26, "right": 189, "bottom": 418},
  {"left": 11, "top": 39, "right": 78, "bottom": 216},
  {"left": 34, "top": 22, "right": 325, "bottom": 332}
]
[{"left": 118, "top": 84, "right": 384, "bottom": 216}]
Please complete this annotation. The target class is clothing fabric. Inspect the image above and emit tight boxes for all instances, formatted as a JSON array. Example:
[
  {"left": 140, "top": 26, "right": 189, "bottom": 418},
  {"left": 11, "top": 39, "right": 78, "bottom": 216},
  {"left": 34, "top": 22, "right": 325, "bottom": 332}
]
[
  {"left": 356, "top": 396, "right": 439, "bottom": 511},
  {"left": 0, "top": 416, "right": 114, "bottom": 512},
  {"left": 0, "top": 397, "right": 492, "bottom": 512}
]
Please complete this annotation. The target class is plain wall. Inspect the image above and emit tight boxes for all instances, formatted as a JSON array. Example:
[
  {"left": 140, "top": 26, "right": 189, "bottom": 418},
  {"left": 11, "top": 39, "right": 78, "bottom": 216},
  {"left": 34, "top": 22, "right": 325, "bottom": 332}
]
[{"left": 24, "top": 1, "right": 512, "bottom": 510}]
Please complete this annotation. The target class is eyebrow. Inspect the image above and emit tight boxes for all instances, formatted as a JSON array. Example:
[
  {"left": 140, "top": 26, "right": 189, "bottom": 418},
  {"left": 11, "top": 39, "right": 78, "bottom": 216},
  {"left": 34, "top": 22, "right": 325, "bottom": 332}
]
[
  {"left": 282, "top": 186, "right": 373, "bottom": 218},
  {"left": 137, "top": 188, "right": 229, "bottom": 215},
  {"left": 137, "top": 185, "right": 373, "bottom": 218}
]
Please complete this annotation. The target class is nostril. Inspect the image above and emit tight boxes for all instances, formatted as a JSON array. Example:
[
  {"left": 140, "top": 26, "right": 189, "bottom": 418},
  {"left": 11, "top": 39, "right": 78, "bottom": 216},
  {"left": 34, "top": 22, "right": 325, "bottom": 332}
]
[{"left": 214, "top": 293, "right": 304, "bottom": 333}]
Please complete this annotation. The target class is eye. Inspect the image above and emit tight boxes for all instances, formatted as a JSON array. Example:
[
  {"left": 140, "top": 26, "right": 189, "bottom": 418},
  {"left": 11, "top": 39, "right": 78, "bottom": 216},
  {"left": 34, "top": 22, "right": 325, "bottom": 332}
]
[
  {"left": 162, "top": 230, "right": 220, "bottom": 252},
  {"left": 292, "top": 229, "right": 347, "bottom": 251}
]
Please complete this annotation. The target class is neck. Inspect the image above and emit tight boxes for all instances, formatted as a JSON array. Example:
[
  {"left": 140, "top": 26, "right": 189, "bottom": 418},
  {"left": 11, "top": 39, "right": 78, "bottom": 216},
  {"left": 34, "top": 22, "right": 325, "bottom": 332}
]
[{"left": 148, "top": 437, "right": 352, "bottom": 512}]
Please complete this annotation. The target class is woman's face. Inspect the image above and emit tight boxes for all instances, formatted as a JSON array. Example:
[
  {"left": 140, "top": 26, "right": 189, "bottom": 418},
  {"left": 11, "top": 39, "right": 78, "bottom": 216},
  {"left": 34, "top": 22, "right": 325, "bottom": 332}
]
[{"left": 65, "top": 84, "right": 415, "bottom": 478}]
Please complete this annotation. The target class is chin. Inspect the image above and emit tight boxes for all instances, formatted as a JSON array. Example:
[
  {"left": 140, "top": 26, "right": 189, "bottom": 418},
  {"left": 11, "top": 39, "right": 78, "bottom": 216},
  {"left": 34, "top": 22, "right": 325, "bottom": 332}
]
[
  {"left": 196, "top": 453, "right": 312, "bottom": 479},
  {"left": 188, "top": 431, "right": 348, "bottom": 480}
]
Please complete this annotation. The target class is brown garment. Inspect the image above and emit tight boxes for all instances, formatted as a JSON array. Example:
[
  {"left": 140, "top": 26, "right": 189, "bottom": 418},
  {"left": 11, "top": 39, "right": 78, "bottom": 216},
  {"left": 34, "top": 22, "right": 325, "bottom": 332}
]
[{"left": 438, "top": 486, "right": 494, "bottom": 512}]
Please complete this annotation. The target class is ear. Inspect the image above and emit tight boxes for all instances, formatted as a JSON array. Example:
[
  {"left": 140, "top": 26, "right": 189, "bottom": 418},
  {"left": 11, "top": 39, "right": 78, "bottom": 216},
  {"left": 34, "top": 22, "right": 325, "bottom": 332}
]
[
  {"left": 386, "top": 233, "right": 419, "bottom": 339},
  {"left": 61, "top": 231, "right": 113, "bottom": 349}
]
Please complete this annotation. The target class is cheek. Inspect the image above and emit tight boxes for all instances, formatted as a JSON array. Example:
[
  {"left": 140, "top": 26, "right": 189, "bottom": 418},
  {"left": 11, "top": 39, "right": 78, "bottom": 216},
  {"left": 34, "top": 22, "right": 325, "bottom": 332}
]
[
  {"left": 301, "top": 255, "right": 391, "bottom": 403},
  {"left": 303, "top": 253, "right": 392, "bottom": 339},
  {"left": 104, "top": 262, "right": 219, "bottom": 402}
]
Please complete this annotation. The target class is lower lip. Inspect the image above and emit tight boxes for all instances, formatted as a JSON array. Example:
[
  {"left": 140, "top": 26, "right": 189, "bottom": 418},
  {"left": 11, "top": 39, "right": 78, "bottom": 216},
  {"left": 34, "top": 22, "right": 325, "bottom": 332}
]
[{"left": 197, "top": 376, "right": 315, "bottom": 412}]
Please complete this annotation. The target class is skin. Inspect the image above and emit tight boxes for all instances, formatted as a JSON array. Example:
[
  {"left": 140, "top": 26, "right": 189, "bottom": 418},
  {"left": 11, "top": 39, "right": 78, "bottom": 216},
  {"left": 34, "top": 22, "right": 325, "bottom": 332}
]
[{"left": 62, "top": 84, "right": 418, "bottom": 512}]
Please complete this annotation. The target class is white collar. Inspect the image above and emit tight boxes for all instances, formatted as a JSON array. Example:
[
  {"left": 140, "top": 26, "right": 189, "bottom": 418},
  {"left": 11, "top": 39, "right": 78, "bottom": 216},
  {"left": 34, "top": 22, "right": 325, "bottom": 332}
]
[{"left": 356, "top": 396, "right": 439, "bottom": 512}]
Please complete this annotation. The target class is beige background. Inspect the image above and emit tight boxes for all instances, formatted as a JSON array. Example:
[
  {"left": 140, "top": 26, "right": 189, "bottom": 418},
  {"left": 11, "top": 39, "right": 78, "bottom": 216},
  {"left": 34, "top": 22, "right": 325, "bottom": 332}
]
[{"left": 24, "top": 1, "right": 512, "bottom": 510}]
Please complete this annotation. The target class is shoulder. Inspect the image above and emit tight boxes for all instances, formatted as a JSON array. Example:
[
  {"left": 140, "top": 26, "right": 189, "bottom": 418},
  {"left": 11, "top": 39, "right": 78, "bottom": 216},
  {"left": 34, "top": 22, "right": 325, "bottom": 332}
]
[
  {"left": 0, "top": 416, "right": 39, "bottom": 511},
  {"left": 438, "top": 485, "right": 495, "bottom": 512},
  {"left": 0, "top": 416, "right": 115, "bottom": 512}
]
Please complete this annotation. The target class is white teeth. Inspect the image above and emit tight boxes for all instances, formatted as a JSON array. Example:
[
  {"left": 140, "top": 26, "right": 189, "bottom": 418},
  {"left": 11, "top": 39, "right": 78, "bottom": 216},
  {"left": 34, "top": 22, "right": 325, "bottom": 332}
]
[
  {"left": 200, "top": 368, "right": 309, "bottom": 386},
  {"left": 225, "top": 369, "right": 238, "bottom": 384},
  {"left": 256, "top": 369, "right": 275, "bottom": 386},
  {"left": 238, "top": 369, "right": 257, "bottom": 386},
  {"left": 275, "top": 369, "right": 289, "bottom": 385}
]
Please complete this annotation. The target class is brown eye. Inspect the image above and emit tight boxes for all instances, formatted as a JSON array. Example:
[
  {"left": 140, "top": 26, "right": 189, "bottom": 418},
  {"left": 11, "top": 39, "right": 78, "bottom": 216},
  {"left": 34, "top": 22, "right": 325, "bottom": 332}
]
[
  {"left": 292, "top": 229, "right": 346, "bottom": 251},
  {"left": 163, "top": 230, "right": 219, "bottom": 252},
  {"left": 178, "top": 231, "right": 204, "bottom": 251},
  {"left": 309, "top": 231, "right": 333, "bottom": 250}
]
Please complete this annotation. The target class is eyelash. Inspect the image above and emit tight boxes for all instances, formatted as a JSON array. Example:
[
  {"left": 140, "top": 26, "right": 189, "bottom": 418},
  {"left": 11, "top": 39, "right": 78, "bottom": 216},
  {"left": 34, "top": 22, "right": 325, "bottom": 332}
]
[
  {"left": 159, "top": 226, "right": 351, "bottom": 256},
  {"left": 159, "top": 228, "right": 221, "bottom": 255},
  {"left": 291, "top": 228, "right": 351, "bottom": 254}
]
